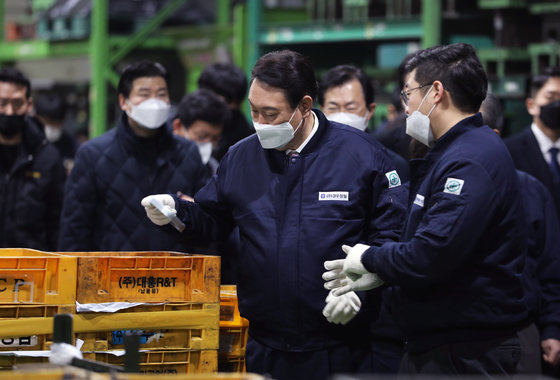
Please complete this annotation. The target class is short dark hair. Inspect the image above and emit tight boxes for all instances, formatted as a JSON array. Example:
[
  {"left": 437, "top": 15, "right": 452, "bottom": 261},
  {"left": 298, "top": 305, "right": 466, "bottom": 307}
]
[
  {"left": 198, "top": 63, "right": 248, "bottom": 105},
  {"left": 480, "top": 93, "right": 504, "bottom": 133},
  {"left": 317, "top": 64, "right": 374, "bottom": 106},
  {"left": 0, "top": 67, "right": 31, "bottom": 99},
  {"left": 528, "top": 67, "right": 560, "bottom": 98},
  {"left": 175, "top": 89, "right": 230, "bottom": 129},
  {"left": 34, "top": 92, "right": 66, "bottom": 120},
  {"left": 251, "top": 50, "right": 318, "bottom": 109},
  {"left": 117, "top": 60, "right": 169, "bottom": 98},
  {"left": 404, "top": 43, "right": 488, "bottom": 114}
]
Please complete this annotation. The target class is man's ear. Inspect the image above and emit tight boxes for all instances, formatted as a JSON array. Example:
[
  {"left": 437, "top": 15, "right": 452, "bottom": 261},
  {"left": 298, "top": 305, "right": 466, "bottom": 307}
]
[
  {"left": 300, "top": 95, "right": 314, "bottom": 118},
  {"left": 367, "top": 102, "right": 376, "bottom": 121},
  {"left": 526, "top": 97, "right": 539, "bottom": 117},
  {"left": 118, "top": 94, "right": 128, "bottom": 112},
  {"left": 432, "top": 80, "right": 445, "bottom": 104},
  {"left": 172, "top": 118, "right": 186, "bottom": 136}
]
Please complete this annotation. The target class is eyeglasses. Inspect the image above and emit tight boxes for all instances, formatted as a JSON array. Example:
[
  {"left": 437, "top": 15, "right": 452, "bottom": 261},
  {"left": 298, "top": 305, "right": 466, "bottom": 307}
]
[{"left": 400, "top": 84, "right": 428, "bottom": 106}]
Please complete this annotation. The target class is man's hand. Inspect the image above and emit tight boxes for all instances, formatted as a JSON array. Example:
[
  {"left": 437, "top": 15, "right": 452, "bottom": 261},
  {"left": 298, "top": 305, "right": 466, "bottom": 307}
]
[
  {"left": 141, "top": 194, "right": 176, "bottom": 226},
  {"left": 542, "top": 338, "right": 560, "bottom": 366},
  {"left": 322, "top": 290, "right": 361, "bottom": 325}
]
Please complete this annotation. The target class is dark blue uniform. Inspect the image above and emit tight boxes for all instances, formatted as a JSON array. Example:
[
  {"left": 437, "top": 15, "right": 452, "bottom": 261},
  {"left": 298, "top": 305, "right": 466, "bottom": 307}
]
[
  {"left": 174, "top": 109, "right": 408, "bottom": 380},
  {"left": 361, "top": 114, "right": 528, "bottom": 373},
  {"left": 517, "top": 171, "right": 560, "bottom": 374}
]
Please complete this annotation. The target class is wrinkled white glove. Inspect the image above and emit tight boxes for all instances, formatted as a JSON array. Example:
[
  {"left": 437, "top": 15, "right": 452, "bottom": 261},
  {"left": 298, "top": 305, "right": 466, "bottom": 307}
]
[
  {"left": 323, "top": 244, "right": 385, "bottom": 296},
  {"left": 141, "top": 194, "right": 176, "bottom": 226},
  {"left": 322, "top": 289, "right": 361, "bottom": 325}
]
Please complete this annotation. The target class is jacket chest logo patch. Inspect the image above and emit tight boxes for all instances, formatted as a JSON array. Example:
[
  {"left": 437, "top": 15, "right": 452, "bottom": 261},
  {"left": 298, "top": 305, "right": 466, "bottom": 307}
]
[
  {"left": 25, "top": 171, "right": 41, "bottom": 179},
  {"left": 385, "top": 170, "right": 401, "bottom": 188},
  {"left": 414, "top": 194, "right": 424, "bottom": 207},
  {"left": 318, "top": 191, "right": 349, "bottom": 201},
  {"left": 444, "top": 177, "right": 464, "bottom": 195}
]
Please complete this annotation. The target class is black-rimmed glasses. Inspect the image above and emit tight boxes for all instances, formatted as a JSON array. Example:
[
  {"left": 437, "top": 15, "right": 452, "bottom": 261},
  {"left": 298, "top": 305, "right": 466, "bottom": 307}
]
[{"left": 400, "top": 84, "right": 428, "bottom": 106}]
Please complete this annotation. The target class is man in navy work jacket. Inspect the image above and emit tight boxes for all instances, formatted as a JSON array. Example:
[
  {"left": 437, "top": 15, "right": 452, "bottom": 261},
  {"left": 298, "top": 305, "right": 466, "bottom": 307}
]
[
  {"left": 482, "top": 94, "right": 560, "bottom": 375},
  {"left": 58, "top": 61, "right": 206, "bottom": 252},
  {"left": 324, "top": 43, "right": 528, "bottom": 375},
  {"left": 142, "top": 50, "right": 408, "bottom": 380}
]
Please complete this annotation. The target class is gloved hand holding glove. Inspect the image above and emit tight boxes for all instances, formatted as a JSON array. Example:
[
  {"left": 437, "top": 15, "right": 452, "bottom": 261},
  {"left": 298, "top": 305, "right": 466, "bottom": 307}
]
[
  {"left": 141, "top": 194, "right": 176, "bottom": 226},
  {"left": 323, "top": 243, "right": 385, "bottom": 296},
  {"left": 322, "top": 289, "right": 361, "bottom": 325}
]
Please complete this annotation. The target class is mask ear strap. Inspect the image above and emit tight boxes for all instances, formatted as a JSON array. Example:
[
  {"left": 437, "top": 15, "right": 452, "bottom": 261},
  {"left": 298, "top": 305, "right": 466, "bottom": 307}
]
[
  {"left": 417, "top": 85, "right": 434, "bottom": 111},
  {"left": 427, "top": 103, "right": 437, "bottom": 117}
]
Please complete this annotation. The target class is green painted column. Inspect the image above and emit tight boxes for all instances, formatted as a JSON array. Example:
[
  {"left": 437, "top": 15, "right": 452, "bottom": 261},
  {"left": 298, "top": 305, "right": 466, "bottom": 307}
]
[
  {"left": 89, "top": 0, "right": 109, "bottom": 138},
  {"left": 0, "top": 0, "right": 4, "bottom": 42},
  {"left": 421, "top": 0, "right": 441, "bottom": 49},
  {"left": 246, "top": 0, "right": 262, "bottom": 74}
]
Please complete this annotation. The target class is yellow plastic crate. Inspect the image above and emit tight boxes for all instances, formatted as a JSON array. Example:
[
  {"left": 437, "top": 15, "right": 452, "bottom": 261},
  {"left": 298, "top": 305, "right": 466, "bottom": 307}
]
[
  {"left": 218, "top": 326, "right": 248, "bottom": 357},
  {"left": 0, "top": 303, "right": 218, "bottom": 352},
  {"left": 59, "top": 251, "right": 220, "bottom": 304},
  {"left": 0, "top": 249, "right": 77, "bottom": 305},
  {"left": 83, "top": 349, "right": 217, "bottom": 374}
]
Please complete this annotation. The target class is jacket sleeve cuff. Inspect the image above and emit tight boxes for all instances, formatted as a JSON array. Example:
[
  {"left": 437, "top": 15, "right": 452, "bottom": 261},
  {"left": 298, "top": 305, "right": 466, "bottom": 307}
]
[
  {"left": 541, "top": 325, "right": 560, "bottom": 341},
  {"left": 361, "top": 246, "right": 378, "bottom": 274}
]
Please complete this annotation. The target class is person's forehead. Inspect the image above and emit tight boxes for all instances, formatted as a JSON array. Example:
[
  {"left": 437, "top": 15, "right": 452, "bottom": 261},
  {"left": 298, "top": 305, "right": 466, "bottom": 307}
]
[
  {"left": 539, "top": 77, "right": 560, "bottom": 94},
  {"left": 248, "top": 79, "right": 289, "bottom": 108},
  {"left": 324, "top": 78, "right": 365, "bottom": 103},
  {"left": 0, "top": 81, "right": 27, "bottom": 97},
  {"left": 131, "top": 76, "right": 167, "bottom": 90},
  {"left": 403, "top": 71, "right": 419, "bottom": 89},
  {"left": 189, "top": 119, "right": 222, "bottom": 133}
]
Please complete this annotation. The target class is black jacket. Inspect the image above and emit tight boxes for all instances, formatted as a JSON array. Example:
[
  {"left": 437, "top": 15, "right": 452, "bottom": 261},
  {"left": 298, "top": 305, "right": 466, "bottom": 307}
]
[
  {"left": 0, "top": 118, "right": 65, "bottom": 250},
  {"left": 505, "top": 127, "right": 560, "bottom": 218},
  {"left": 58, "top": 114, "right": 206, "bottom": 252}
]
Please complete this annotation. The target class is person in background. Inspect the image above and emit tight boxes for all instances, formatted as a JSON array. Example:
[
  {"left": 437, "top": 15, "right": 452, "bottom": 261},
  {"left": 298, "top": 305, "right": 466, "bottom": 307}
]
[
  {"left": 58, "top": 60, "right": 206, "bottom": 252},
  {"left": 375, "top": 52, "right": 417, "bottom": 161},
  {"left": 173, "top": 89, "right": 230, "bottom": 180},
  {"left": 318, "top": 64, "right": 409, "bottom": 182},
  {"left": 505, "top": 67, "right": 560, "bottom": 218},
  {"left": 0, "top": 67, "right": 65, "bottom": 250},
  {"left": 142, "top": 50, "right": 408, "bottom": 380},
  {"left": 197, "top": 62, "right": 253, "bottom": 161},
  {"left": 482, "top": 93, "right": 560, "bottom": 376},
  {"left": 33, "top": 92, "right": 79, "bottom": 174},
  {"left": 324, "top": 43, "right": 528, "bottom": 376}
]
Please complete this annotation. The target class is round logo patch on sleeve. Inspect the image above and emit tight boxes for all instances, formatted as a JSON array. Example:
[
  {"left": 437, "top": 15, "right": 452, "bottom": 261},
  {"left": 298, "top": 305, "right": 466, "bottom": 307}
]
[
  {"left": 385, "top": 170, "right": 402, "bottom": 188},
  {"left": 443, "top": 177, "right": 464, "bottom": 195}
]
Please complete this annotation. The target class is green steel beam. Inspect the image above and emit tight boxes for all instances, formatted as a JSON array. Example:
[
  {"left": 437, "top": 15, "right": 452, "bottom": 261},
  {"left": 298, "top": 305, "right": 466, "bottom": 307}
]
[
  {"left": 217, "top": 0, "right": 230, "bottom": 27},
  {"left": 246, "top": 0, "right": 262, "bottom": 72},
  {"left": 109, "top": 0, "right": 186, "bottom": 66},
  {"left": 421, "top": 0, "right": 441, "bottom": 48},
  {"left": 90, "top": 0, "right": 108, "bottom": 138},
  {"left": 529, "top": 2, "right": 560, "bottom": 14},
  {"left": 477, "top": 0, "right": 526, "bottom": 8},
  {"left": 0, "top": 0, "right": 4, "bottom": 42},
  {"left": 232, "top": 3, "right": 246, "bottom": 69},
  {"left": 260, "top": 20, "right": 422, "bottom": 44}
]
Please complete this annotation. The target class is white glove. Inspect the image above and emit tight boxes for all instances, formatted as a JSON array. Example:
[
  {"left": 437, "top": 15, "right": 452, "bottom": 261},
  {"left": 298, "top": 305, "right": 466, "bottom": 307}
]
[
  {"left": 141, "top": 194, "right": 176, "bottom": 226},
  {"left": 323, "top": 244, "right": 385, "bottom": 296},
  {"left": 322, "top": 289, "right": 361, "bottom": 325}
]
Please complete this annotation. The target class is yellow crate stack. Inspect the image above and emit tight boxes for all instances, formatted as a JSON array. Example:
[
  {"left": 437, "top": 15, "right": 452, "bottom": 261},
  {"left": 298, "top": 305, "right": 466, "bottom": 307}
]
[
  {"left": 0, "top": 249, "right": 221, "bottom": 374},
  {"left": 218, "top": 286, "right": 249, "bottom": 373}
]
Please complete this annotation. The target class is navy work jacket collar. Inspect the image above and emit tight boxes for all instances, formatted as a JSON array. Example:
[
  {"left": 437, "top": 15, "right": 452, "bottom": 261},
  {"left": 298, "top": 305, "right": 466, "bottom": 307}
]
[
  {"left": 418, "top": 112, "right": 484, "bottom": 166},
  {"left": 264, "top": 108, "right": 329, "bottom": 172},
  {"left": 117, "top": 113, "right": 175, "bottom": 158}
]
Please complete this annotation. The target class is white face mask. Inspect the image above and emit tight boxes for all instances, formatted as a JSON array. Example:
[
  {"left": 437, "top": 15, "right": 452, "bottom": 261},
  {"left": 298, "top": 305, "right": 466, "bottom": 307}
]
[
  {"left": 196, "top": 141, "right": 213, "bottom": 165},
  {"left": 127, "top": 98, "right": 170, "bottom": 129},
  {"left": 45, "top": 124, "right": 62, "bottom": 142},
  {"left": 253, "top": 107, "right": 303, "bottom": 149},
  {"left": 327, "top": 111, "right": 369, "bottom": 131},
  {"left": 405, "top": 85, "right": 437, "bottom": 147}
]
